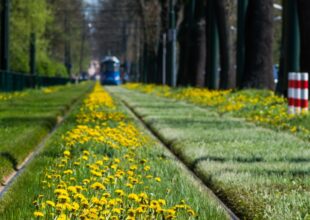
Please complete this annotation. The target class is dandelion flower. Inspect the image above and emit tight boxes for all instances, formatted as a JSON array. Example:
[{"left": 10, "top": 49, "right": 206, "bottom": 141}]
[{"left": 33, "top": 211, "right": 44, "bottom": 217}]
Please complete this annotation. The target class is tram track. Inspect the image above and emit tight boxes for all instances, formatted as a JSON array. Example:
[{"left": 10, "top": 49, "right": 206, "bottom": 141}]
[
  {"left": 117, "top": 96, "right": 240, "bottom": 220},
  {"left": 0, "top": 85, "right": 93, "bottom": 200},
  {"left": 0, "top": 84, "right": 239, "bottom": 219},
  {"left": 0, "top": 118, "right": 63, "bottom": 198}
]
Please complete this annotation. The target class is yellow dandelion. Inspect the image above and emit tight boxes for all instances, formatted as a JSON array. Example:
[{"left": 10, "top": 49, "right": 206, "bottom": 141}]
[
  {"left": 82, "top": 179, "right": 90, "bottom": 185},
  {"left": 144, "top": 165, "right": 151, "bottom": 171},
  {"left": 63, "top": 169, "right": 73, "bottom": 175},
  {"left": 46, "top": 200, "right": 55, "bottom": 207},
  {"left": 155, "top": 177, "right": 161, "bottom": 182},
  {"left": 57, "top": 213, "right": 67, "bottom": 220},
  {"left": 115, "top": 189, "right": 125, "bottom": 197},
  {"left": 83, "top": 150, "right": 90, "bottom": 156},
  {"left": 128, "top": 193, "right": 140, "bottom": 202},
  {"left": 187, "top": 209, "right": 196, "bottom": 216},
  {"left": 33, "top": 211, "right": 44, "bottom": 217},
  {"left": 90, "top": 182, "right": 105, "bottom": 190},
  {"left": 72, "top": 202, "right": 80, "bottom": 211},
  {"left": 67, "top": 186, "right": 77, "bottom": 193},
  {"left": 63, "top": 150, "right": 71, "bottom": 157},
  {"left": 112, "top": 208, "right": 123, "bottom": 214}
]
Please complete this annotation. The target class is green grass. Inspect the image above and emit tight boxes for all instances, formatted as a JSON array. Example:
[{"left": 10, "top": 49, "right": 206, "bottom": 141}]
[
  {"left": 0, "top": 83, "right": 93, "bottom": 182},
  {"left": 0, "top": 99, "right": 84, "bottom": 219},
  {"left": 0, "top": 85, "right": 228, "bottom": 220},
  {"left": 124, "top": 84, "right": 310, "bottom": 141},
  {"left": 110, "top": 87, "right": 310, "bottom": 220}
]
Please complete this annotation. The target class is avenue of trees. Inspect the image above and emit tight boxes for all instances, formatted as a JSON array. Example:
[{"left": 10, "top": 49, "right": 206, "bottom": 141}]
[
  {"left": 0, "top": 0, "right": 90, "bottom": 77},
  {"left": 93, "top": 0, "right": 310, "bottom": 94}
]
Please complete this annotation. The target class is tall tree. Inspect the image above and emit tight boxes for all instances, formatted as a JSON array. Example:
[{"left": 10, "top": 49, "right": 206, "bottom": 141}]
[
  {"left": 10, "top": 0, "right": 51, "bottom": 73},
  {"left": 206, "top": 0, "right": 219, "bottom": 89},
  {"left": 156, "top": 0, "right": 169, "bottom": 84},
  {"left": 178, "top": 0, "right": 206, "bottom": 87},
  {"left": 140, "top": 0, "right": 161, "bottom": 83},
  {"left": 177, "top": 1, "right": 193, "bottom": 86},
  {"left": 242, "top": 0, "right": 275, "bottom": 90},
  {"left": 215, "top": 0, "right": 235, "bottom": 89},
  {"left": 277, "top": 0, "right": 299, "bottom": 95},
  {"left": 297, "top": 0, "right": 310, "bottom": 75},
  {"left": 191, "top": 0, "right": 206, "bottom": 87},
  {"left": 47, "top": 0, "right": 89, "bottom": 76}
]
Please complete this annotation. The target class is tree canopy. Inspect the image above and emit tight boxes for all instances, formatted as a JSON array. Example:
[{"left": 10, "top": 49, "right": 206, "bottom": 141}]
[{"left": 5, "top": 0, "right": 90, "bottom": 76}]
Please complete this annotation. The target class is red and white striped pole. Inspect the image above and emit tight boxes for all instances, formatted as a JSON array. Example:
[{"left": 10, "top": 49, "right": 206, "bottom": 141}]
[
  {"left": 295, "top": 73, "right": 302, "bottom": 113},
  {"left": 288, "top": 72, "right": 296, "bottom": 114},
  {"left": 288, "top": 72, "right": 308, "bottom": 114},
  {"left": 301, "top": 73, "right": 308, "bottom": 112}
]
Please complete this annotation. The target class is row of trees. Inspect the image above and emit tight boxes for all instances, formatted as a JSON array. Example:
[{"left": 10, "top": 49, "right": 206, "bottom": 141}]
[
  {"left": 0, "top": 0, "right": 90, "bottom": 76},
  {"left": 93, "top": 0, "right": 310, "bottom": 93}
]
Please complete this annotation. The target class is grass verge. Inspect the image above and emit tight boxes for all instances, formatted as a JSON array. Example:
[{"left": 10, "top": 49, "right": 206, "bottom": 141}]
[{"left": 110, "top": 87, "right": 310, "bottom": 220}]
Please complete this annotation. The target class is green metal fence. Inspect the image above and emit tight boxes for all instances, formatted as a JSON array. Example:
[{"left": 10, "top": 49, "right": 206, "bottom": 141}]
[{"left": 0, "top": 70, "right": 74, "bottom": 92}]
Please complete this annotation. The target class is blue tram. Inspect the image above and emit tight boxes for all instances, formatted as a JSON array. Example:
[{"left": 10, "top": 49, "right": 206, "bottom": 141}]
[{"left": 100, "top": 56, "right": 121, "bottom": 85}]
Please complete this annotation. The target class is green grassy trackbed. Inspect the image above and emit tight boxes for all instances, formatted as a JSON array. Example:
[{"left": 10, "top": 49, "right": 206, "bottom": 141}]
[
  {"left": 110, "top": 86, "right": 310, "bottom": 220},
  {"left": 0, "top": 84, "right": 228, "bottom": 220},
  {"left": 0, "top": 92, "right": 87, "bottom": 219},
  {"left": 0, "top": 83, "right": 93, "bottom": 182}
]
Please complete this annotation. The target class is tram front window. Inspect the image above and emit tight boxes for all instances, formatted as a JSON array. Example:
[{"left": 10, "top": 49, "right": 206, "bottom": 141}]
[{"left": 102, "top": 62, "right": 119, "bottom": 72}]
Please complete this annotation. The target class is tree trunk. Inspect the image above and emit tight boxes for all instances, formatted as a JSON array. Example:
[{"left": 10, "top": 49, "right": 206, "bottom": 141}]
[
  {"left": 157, "top": 0, "right": 169, "bottom": 84},
  {"left": 242, "top": 0, "right": 275, "bottom": 90},
  {"left": 215, "top": 0, "right": 235, "bottom": 89},
  {"left": 297, "top": 0, "right": 310, "bottom": 74},
  {"left": 191, "top": 0, "right": 206, "bottom": 87},
  {"left": 177, "top": 0, "right": 206, "bottom": 87},
  {"left": 277, "top": 0, "right": 300, "bottom": 96},
  {"left": 177, "top": 2, "right": 192, "bottom": 86},
  {"left": 146, "top": 49, "right": 157, "bottom": 83}
]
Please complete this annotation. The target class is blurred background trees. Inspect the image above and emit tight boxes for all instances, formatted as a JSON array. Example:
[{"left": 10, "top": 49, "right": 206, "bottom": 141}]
[
  {"left": 92, "top": 0, "right": 161, "bottom": 83},
  {"left": 90, "top": 0, "right": 286, "bottom": 91},
  {"left": 0, "top": 0, "right": 90, "bottom": 77},
  {"left": 1, "top": 0, "right": 309, "bottom": 95}
]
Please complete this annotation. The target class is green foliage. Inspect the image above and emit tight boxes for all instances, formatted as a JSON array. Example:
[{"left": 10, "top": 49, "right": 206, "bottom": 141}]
[
  {"left": 46, "top": 0, "right": 90, "bottom": 76},
  {"left": 36, "top": 54, "right": 67, "bottom": 76},
  {"left": 8, "top": 0, "right": 90, "bottom": 76},
  {"left": 10, "top": 0, "right": 50, "bottom": 73}
]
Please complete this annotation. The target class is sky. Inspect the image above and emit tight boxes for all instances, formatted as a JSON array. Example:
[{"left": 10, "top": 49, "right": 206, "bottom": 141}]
[
  {"left": 83, "top": 0, "right": 100, "bottom": 19},
  {"left": 84, "top": 0, "right": 99, "bottom": 5}
]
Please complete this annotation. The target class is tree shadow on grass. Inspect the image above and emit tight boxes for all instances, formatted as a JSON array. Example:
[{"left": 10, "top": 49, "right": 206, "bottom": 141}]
[
  {"left": 0, "top": 99, "right": 71, "bottom": 111},
  {"left": 0, "top": 103, "right": 66, "bottom": 110},
  {"left": 287, "top": 157, "right": 310, "bottom": 163},
  {"left": 132, "top": 104, "right": 196, "bottom": 110},
  {"left": 0, "top": 152, "right": 18, "bottom": 171},
  {"left": 148, "top": 117, "right": 251, "bottom": 131},
  {"left": 190, "top": 155, "right": 310, "bottom": 177},
  {"left": 0, "top": 116, "right": 57, "bottom": 130},
  {"left": 190, "top": 155, "right": 264, "bottom": 169}
]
